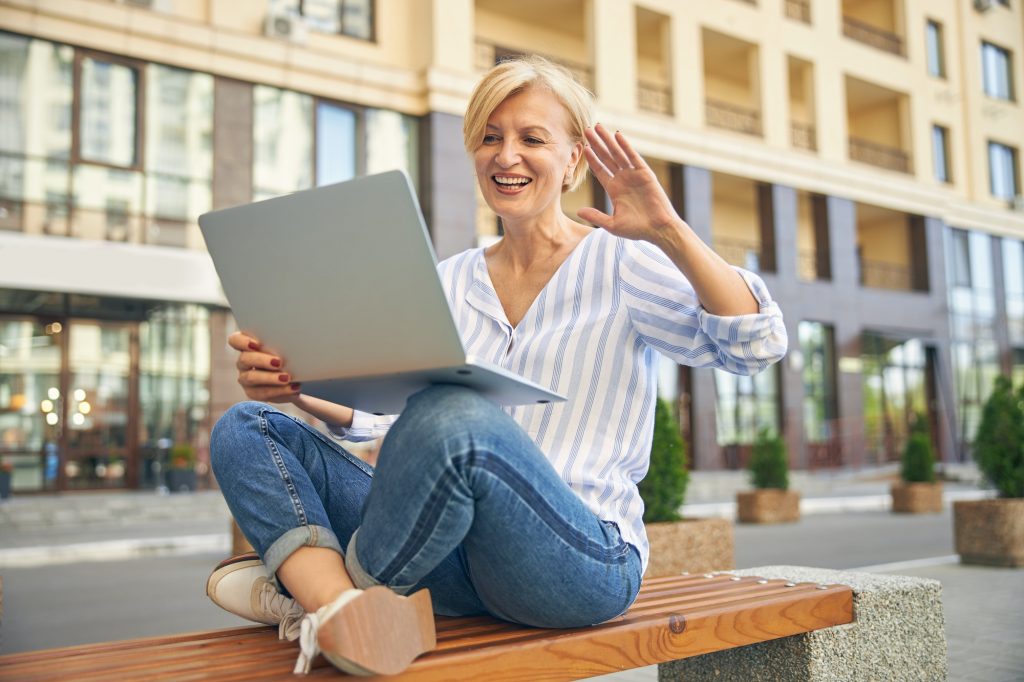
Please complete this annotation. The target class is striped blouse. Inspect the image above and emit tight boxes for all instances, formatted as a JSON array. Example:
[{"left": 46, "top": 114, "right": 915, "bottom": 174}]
[{"left": 334, "top": 228, "right": 787, "bottom": 573}]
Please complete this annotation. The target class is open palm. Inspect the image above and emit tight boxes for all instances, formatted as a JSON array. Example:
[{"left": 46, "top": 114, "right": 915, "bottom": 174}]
[{"left": 576, "top": 124, "right": 680, "bottom": 242}]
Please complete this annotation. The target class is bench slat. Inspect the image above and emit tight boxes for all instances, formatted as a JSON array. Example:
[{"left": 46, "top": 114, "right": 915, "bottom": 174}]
[{"left": 0, "top": 575, "right": 853, "bottom": 681}]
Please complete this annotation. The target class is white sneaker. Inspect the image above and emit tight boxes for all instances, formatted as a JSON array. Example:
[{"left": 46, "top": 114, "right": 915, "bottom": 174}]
[
  {"left": 294, "top": 586, "right": 436, "bottom": 676},
  {"left": 205, "top": 553, "right": 305, "bottom": 641}
]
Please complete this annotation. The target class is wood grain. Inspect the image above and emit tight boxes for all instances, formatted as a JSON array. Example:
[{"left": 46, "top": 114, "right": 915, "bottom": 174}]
[{"left": 0, "top": 575, "right": 853, "bottom": 681}]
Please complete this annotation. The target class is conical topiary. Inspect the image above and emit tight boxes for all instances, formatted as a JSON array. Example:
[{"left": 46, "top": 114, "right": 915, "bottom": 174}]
[
  {"left": 748, "top": 428, "right": 789, "bottom": 490},
  {"left": 639, "top": 397, "right": 689, "bottom": 523},
  {"left": 901, "top": 432, "right": 937, "bottom": 483},
  {"left": 973, "top": 376, "right": 1024, "bottom": 499}
]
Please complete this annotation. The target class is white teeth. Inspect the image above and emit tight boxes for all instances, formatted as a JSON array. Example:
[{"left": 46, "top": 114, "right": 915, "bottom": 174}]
[{"left": 494, "top": 177, "right": 531, "bottom": 186}]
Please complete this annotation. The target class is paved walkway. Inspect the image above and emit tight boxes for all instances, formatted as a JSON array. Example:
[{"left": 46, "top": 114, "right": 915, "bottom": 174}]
[{"left": 1, "top": 466, "right": 1019, "bottom": 680}]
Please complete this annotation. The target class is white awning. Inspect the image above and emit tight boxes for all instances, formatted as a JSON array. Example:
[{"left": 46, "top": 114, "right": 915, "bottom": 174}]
[{"left": 0, "top": 232, "right": 228, "bottom": 307}]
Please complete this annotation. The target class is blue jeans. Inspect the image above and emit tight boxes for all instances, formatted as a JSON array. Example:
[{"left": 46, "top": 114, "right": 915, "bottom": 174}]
[{"left": 210, "top": 385, "right": 642, "bottom": 628}]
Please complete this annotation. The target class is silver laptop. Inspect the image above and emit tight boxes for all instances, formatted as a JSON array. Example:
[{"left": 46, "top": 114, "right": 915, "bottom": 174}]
[{"left": 198, "top": 170, "right": 565, "bottom": 415}]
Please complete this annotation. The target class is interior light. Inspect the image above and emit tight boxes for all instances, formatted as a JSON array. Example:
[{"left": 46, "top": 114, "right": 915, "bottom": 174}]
[
  {"left": 48, "top": 387, "right": 60, "bottom": 400},
  {"left": 46, "top": 413, "right": 59, "bottom": 425},
  {"left": 73, "top": 389, "right": 86, "bottom": 402},
  {"left": 72, "top": 413, "right": 85, "bottom": 426},
  {"left": 79, "top": 401, "right": 91, "bottom": 415},
  {"left": 41, "top": 399, "right": 54, "bottom": 413}
]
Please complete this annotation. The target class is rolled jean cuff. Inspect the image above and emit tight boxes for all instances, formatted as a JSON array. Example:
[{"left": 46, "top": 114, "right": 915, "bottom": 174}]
[
  {"left": 344, "top": 529, "right": 416, "bottom": 595},
  {"left": 264, "top": 524, "right": 345, "bottom": 579}
]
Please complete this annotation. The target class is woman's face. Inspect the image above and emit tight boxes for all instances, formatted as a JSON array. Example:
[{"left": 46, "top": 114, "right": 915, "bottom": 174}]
[{"left": 473, "top": 87, "right": 583, "bottom": 226}]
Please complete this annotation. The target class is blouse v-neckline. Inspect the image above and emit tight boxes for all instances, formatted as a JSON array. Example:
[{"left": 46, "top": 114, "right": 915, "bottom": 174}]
[{"left": 470, "top": 229, "right": 598, "bottom": 332}]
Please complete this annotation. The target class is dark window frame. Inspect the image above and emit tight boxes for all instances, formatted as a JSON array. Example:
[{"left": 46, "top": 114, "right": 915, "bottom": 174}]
[
  {"left": 297, "top": 0, "right": 376, "bottom": 42},
  {"left": 932, "top": 124, "right": 951, "bottom": 183}
]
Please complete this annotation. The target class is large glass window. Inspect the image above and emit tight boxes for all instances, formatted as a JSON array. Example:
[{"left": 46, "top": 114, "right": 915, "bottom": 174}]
[
  {"left": 926, "top": 20, "right": 945, "bottom": 78},
  {"left": 1004, "top": 239, "right": 1024, "bottom": 344},
  {"left": 932, "top": 125, "right": 951, "bottom": 183},
  {"left": 988, "top": 141, "right": 1019, "bottom": 201},
  {"left": 982, "top": 41, "right": 1014, "bottom": 101},
  {"left": 862, "top": 334, "right": 928, "bottom": 464},
  {"left": 0, "top": 33, "right": 73, "bottom": 234},
  {"left": 714, "top": 366, "right": 780, "bottom": 447},
  {"left": 799, "top": 321, "right": 838, "bottom": 443},
  {"left": 255, "top": 85, "right": 418, "bottom": 200},
  {"left": 0, "top": 33, "right": 214, "bottom": 245}
]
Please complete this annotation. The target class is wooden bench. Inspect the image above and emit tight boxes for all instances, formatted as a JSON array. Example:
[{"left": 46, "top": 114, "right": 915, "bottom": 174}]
[{"left": 0, "top": 573, "right": 853, "bottom": 681}]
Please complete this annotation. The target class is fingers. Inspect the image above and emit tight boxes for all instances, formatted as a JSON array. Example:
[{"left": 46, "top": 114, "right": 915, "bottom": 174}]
[
  {"left": 586, "top": 124, "right": 633, "bottom": 171},
  {"left": 237, "top": 367, "right": 301, "bottom": 403},
  {"left": 615, "top": 131, "right": 647, "bottom": 171},
  {"left": 227, "top": 331, "right": 261, "bottom": 352},
  {"left": 577, "top": 206, "right": 613, "bottom": 227},
  {"left": 236, "top": 349, "right": 283, "bottom": 372},
  {"left": 583, "top": 145, "right": 614, "bottom": 182}
]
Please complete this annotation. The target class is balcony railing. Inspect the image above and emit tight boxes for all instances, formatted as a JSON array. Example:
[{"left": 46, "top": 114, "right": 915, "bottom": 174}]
[
  {"left": 714, "top": 237, "right": 764, "bottom": 271},
  {"left": 706, "top": 99, "right": 762, "bottom": 136},
  {"left": 798, "top": 249, "right": 819, "bottom": 281},
  {"left": 638, "top": 81, "right": 673, "bottom": 116},
  {"left": 859, "top": 259, "right": 913, "bottom": 290},
  {"left": 785, "top": 0, "right": 811, "bottom": 23},
  {"left": 791, "top": 121, "right": 817, "bottom": 151},
  {"left": 474, "top": 40, "right": 594, "bottom": 91},
  {"left": 842, "top": 16, "right": 904, "bottom": 56},
  {"left": 848, "top": 137, "right": 911, "bottom": 174}
]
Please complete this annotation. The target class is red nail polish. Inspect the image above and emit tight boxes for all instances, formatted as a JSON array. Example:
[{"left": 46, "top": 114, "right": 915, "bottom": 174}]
[
  {"left": 278, "top": 374, "right": 289, "bottom": 382},
  {"left": 248, "top": 341, "right": 260, "bottom": 350},
  {"left": 270, "top": 358, "right": 281, "bottom": 368},
  {"left": 290, "top": 383, "right": 301, "bottom": 391}
]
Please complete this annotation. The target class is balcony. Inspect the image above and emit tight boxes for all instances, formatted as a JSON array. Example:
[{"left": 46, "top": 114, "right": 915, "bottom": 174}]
[
  {"left": 706, "top": 99, "right": 762, "bottom": 136},
  {"left": 703, "top": 29, "right": 762, "bottom": 137},
  {"left": 845, "top": 76, "right": 911, "bottom": 175},
  {"left": 636, "top": 7, "right": 673, "bottom": 116},
  {"left": 841, "top": 0, "right": 905, "bottom": 57},
  {"left": 792, "top": 121, "right": 817, "bottom": 151},
  {"left": 855, "top": 203, "right": 928, "bottom": 292},
  {"left": 711, "top": 172, "right": 773, "bottom": 274},
  {"left": 715, "top": 236, "right": 766, "bottom": 271},
  {"left": 849, "top": 138, "right": 910, "bottom": 174},
  {"left": 859, "top": 259, "right": 912, "bottom": 289},
  {"left": 785, "top": 0, "right": 811, "bottom": 24},
  {"left": 639, "top": 82, "right": 672, "bottom": 115}
]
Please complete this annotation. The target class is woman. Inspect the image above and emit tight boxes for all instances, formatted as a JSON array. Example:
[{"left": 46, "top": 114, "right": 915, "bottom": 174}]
[{"left": 207, "top": 56, "right": 786, "bottom": 676}]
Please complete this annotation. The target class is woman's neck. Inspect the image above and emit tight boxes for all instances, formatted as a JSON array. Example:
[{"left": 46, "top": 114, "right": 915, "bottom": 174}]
[{"left": 494, "top": 211, "right": 586, "bottom": 273}]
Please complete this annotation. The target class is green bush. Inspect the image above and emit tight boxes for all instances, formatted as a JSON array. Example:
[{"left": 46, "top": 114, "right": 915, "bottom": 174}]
[
  {"left": 170, "top": 443, "right": 196, "bottom": 471},
  {"left": 901, "top": 432, "right": 936, "bottom": 483},
  {"left": 748, "top": 429, "right": 789, "bottom": 490},
  {"left": 639, "top": 397, "right": 689, "bottom": 523},
  {"left": 973, "top": 376, "right": 1024, "bottom": 499}
]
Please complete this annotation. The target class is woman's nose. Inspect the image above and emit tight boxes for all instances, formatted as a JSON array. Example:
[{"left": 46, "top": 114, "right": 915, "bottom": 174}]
[{"left": 495, "top": 140, "right": 520, "bottom": 167}]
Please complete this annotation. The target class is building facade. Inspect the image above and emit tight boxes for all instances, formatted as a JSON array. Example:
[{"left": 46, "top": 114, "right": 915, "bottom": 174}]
[{"left": 1, "top": 0, "right": 1022, "bottom": 492}]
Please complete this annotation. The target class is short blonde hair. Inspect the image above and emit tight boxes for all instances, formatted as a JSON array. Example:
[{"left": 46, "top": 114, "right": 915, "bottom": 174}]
[{"left": 463, "top": 56, "right": 594, "bottom": 192}]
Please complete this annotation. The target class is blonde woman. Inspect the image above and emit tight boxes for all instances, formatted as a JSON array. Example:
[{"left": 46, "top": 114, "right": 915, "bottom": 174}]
[{"left": 206, "top": 56, "right": 786, "bottom": 676}]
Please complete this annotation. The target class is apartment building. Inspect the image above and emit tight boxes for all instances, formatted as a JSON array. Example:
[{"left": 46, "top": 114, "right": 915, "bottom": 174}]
[{"left": 1, "top": 0, "right": 1022, "bottom": 492}]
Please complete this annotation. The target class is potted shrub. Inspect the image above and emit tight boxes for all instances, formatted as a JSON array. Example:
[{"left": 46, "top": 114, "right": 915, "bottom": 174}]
[
  {"left": 166, "top": 443, "right": 198, "bottom": 493},
  {"left": 737, "top": 429, "right": 800, "bottom": 523},
  {"left": 954, "top": 376, "right": 1024, "bottom": 567},
  {"left": 891, "top": 415, "right": 943, "bottom": 513},
  {"left": 0, "top": 458, "right": 12, "bottom": 500},
  {"left": 641, "top": 397, "right": 734, "bottom": 577}
]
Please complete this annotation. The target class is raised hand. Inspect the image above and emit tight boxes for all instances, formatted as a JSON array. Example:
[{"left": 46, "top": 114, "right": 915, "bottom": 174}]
[
  {"left": 576, "top": 124, "right": 682, "bottom": 243},
  {"left": 228, "top": 331, "right": 302, "bottom": 403}
]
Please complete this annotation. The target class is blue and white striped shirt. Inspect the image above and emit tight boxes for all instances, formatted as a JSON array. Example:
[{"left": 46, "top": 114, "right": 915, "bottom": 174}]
[{"left": 336, "top": 228, "right": 787, "bottom": 573}]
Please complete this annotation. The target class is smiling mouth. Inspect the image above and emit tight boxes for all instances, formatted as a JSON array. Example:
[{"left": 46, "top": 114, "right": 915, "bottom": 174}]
[{"left": 493, "top": 176, "right": 532, "bottom": 192}]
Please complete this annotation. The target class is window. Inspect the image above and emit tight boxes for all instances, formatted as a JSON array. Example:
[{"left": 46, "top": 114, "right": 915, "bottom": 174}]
[
  {"left": 932, "top": 125, "right": 951, "bottom": 183},
  {"left": 713, "top": 366, "right": 780, "bottom": 446},
  {"left": 273, "top": 0, "right": 374, "bottom": 40},
  {"left": 799, "top": 321, "right": 838, "bottom": 443},
  {"left": 253, "top": 85, "right": 418, "bottom": 202},
  {"left": 0, "top": 33, "right": 214, "bottom": 244},
  {"left": 988, "top": 141, "right": 1019, "bottom": 201},
  {"left": 981, "top": 41, "right": 1014, "bottom": 101},
  {"left": 1004, "top": 239, "right": 1024, "bottom": 344},
  {"left": 926, "top": 21, "right": 945, "bottom": 78}
]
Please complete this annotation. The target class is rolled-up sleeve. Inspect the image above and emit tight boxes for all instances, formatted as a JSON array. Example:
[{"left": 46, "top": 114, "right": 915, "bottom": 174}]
[
  {"left": 619, "top": 241, "right": 787, "bottom": 375},
  {"left": 326, "top": 410, "right": 398, "bottom": 442}
]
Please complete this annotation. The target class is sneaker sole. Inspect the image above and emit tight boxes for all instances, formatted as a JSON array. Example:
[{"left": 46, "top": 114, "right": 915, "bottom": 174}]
[
  {"left": 318, "top": 586, "right": 436, "bottom": 676},
  {"left": 205, "top": 553, "right": 264, "bottom": 599}
]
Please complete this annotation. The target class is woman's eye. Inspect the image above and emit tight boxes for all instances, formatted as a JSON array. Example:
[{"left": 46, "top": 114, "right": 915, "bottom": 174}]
[
  {"left": 525, "top": 137, "right": 544, "bottom": 145},
  {"left": 483, "top": 134, "right": 500, "bottom": 144}
]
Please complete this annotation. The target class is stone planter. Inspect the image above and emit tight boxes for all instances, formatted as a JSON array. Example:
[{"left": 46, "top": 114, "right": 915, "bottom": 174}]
[
  {"left": 736, "top": 489, "right": 801, "bottom": 524},
  {"left": 891, "top": 482, "right": 943, "bottom": 514},
  {"left": 954, "top": 498, "right": 1024, "bottom": 568},
  {"left": 644, "top": 517, "right": 734, "bottom": 578},
  {"left": 166, "top": 469, "right": 197, "bottom": 493}
]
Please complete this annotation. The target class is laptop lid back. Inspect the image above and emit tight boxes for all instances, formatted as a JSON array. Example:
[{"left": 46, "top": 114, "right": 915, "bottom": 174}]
[{"left": 199, "top": 170, "right": 467, "bottom": 382}]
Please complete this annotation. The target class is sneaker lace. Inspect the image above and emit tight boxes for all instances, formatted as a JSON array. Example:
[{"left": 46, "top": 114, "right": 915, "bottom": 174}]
[
  {"left": 294, "top": 612, "right": 322, "bottom": 675},
  {"left": 256, "top": 583, "right": 305, "bottom": 642}
]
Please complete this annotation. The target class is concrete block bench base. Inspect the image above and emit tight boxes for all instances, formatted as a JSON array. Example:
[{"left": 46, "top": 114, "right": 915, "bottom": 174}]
[{"left": 659, "top": 565, "right": 947, "bottom": 681}]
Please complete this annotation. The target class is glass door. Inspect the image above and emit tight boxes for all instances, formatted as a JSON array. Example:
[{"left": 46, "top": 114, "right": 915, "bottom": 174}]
[
  {"left": 0, "top": 317, "right": 64, "bottom": 491},
  {"left": 63, "top": 320, "right": 134, "bottom": 489}
]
